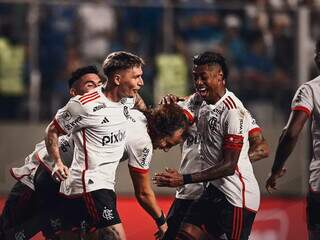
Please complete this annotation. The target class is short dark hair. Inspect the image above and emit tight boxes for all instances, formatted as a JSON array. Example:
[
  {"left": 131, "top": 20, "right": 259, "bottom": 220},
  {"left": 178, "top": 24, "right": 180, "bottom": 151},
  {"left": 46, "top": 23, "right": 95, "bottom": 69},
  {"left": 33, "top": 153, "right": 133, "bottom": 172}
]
[
  {"left": 193, "top": 51, "right": 229, "bottom": 80},
  {"left": 102, "top": 51, "right": 144, "bottom": 79},
  {"left": 145, "top": 104, "right": 189, "bottom": 144},
  {"left": 68, "top": 65, "right": 99, "bottom": 89}
]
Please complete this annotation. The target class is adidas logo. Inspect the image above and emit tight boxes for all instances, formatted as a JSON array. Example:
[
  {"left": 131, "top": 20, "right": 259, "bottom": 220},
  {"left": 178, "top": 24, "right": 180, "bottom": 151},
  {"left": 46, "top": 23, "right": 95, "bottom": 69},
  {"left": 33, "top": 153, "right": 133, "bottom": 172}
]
[
  {"left": 88, "top": 179, "right": 94, "bottom": 184},
  {"left": 101, "top": 117, "right": 109, "bottom": 124}
]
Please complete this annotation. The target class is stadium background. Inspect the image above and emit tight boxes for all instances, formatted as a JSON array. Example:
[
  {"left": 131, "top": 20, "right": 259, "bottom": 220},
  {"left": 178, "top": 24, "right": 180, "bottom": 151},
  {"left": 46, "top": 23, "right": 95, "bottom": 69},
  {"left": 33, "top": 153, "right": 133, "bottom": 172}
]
[{"left": 0, "top": 0, "right": 319, "bottom": 239}]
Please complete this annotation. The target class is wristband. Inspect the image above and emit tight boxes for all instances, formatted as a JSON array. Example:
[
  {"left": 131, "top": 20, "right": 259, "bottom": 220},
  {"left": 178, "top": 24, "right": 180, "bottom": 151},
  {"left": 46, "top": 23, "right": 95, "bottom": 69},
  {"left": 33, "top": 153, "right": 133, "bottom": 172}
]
[
  {"left": 183, "top": 174, "right": 193, "bottom": 184},
  {"left": 154, "top": 211, "right": 166, "bottom": 227}
]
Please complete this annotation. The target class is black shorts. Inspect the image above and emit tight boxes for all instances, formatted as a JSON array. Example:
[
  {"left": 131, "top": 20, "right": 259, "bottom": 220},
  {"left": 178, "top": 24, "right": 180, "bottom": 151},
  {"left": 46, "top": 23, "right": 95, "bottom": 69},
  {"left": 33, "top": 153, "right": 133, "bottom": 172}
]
[
  {"left": 163, "top": 198, "right": 195, "bottom": 240},
  {"left": 59, "top": 189, "right": 121, "bottom": 232},
  {"left": 307, "top": 190, "right": 320, "bottom": 231},
  {"left": 0, "top": 181, "right": 37, "bottom": 231},
  {"left": 183, "top": 184, "right": 256, "bottom": 240}
]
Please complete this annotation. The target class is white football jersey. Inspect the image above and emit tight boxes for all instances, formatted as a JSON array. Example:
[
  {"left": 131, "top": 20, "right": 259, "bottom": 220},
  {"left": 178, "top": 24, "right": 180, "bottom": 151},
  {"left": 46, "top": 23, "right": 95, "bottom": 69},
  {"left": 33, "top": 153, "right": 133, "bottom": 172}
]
[
  {"left": 178, "top": 93, "right": 261, "bottom": 202},
  {"left": 121, "top": 109, "right": 153, "bottom": 173},
  {"left": 54, "top": 86, "right": 128, "bottom": 195},
  {"left": 184, "top": 90, "right": 260, "bottom": 211},
  {"left": 10, "top": 135, "right": 74, "bottom": 190},
  {"left": 176, "top": 95, "right": 204, "bottom": 200},
  {"left": 290, "top": 76, "right": 320, "bottom": 192}
]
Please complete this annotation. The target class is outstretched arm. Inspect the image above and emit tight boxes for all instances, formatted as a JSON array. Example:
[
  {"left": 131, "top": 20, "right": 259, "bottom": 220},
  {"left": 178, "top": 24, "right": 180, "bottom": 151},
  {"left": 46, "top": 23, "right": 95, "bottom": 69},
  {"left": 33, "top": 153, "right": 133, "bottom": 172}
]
[
  {"left": 265, "top": 110, "right": 309, "bottom": 192},
  {"left": 129, "top": 166, "right": 167, "bottom": 239}
]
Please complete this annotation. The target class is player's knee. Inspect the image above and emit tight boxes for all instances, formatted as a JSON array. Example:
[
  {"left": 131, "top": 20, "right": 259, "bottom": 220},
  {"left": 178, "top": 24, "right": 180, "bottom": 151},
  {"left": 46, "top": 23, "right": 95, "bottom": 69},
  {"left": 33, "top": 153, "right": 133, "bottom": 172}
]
[{"left": 176, "top": 223, "right": 207, "bottom": 240}]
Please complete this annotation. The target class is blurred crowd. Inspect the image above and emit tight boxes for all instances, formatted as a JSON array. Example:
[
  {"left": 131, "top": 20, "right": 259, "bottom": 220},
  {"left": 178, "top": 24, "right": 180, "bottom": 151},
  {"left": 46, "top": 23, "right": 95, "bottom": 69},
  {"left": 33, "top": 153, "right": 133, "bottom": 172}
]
[{"left": 0, "top": 0, "right": 319, "bottom": 121}]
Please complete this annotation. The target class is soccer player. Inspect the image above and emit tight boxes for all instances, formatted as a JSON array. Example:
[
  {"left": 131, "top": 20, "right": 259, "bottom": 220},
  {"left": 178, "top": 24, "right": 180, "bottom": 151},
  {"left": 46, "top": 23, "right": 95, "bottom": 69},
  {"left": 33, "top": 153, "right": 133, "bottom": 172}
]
[
  {"left": 0, "top": 65, "right": 103, "bottom": 240},
  {"left": 160, "top": 92, "right": 269, "bottom": 240},
  {"left": 154, "top": 51, "right": 260, "bottom": 240},
  {"left": 266, "top": 40, "right": 320, "bottom": 240}
]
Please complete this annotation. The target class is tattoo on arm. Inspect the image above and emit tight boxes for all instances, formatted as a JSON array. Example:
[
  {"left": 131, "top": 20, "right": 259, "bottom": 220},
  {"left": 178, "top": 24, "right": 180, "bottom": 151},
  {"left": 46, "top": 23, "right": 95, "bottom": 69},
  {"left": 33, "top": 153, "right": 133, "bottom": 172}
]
[{"left": 249, "top": 135, "right": 269, "bottom": 162}]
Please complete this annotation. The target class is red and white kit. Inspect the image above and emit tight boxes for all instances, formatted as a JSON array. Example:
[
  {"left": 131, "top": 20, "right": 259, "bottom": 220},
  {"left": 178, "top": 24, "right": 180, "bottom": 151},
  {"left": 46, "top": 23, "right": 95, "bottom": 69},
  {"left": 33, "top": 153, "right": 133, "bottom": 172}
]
[{"left": 184, "top": 90, "right": 260, "bottom": 212}]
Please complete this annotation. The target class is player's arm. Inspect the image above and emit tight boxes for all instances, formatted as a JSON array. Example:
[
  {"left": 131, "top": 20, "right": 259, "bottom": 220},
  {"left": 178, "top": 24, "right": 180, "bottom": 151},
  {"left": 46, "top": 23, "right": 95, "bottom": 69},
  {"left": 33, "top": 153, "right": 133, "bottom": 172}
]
[
  {"left": 266, "top": 110, "right": 309, "bottom": 192},
  {"left": 153, "top": 110, "right": 244, "bottom": 187},
  {"left": 129, "top": 167, "right": 167, "bottom": 239},
  {"left": 154, "top": 142, "right": 242, "bottom": 187},
  {"left": 45, "top": 120, "right": 68, "bottom": 181},
  {"left": 248, "top": 130, "right": 270, "bottom": 162},
  {"left": 134, "top": 93, "right": 147, "bottom": 111}
]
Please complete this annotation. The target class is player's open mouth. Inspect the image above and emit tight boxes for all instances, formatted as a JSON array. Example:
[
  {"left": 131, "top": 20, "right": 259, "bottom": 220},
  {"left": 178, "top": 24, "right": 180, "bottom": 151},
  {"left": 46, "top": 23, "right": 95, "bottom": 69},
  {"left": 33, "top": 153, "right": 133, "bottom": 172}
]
[{"left": 197, "top": 87, "right": 208, "bottom": 97}]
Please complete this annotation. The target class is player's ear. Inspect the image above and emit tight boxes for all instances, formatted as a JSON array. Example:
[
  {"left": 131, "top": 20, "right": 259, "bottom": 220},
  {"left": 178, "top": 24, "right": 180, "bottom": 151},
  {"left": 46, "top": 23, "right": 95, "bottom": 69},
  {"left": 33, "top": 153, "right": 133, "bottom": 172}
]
[
  {"left": 69, "top": 88, "right": 77, "bottom": 97},
  {"left": 114, "top": 74, "right": 121, "bottom": 86}
]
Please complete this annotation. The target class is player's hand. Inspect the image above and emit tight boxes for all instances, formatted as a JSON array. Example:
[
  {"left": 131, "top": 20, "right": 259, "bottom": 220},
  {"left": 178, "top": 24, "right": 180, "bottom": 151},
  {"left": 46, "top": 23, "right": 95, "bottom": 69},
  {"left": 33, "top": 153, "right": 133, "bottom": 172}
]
[
  {"left": 153, "top": 168, "right": 183, "bottom": 187},
  {"left": 52, "top": 162, "right": 69, "bottom": 182},
  {"left": 154, "top": 222, "right": 168, "bottom": 239},
  {"left": 265, "top": 168, "right": 287, "bottom": 194},
  {"left": 159, "top": 94, "right": 186, "bottom": 105}
]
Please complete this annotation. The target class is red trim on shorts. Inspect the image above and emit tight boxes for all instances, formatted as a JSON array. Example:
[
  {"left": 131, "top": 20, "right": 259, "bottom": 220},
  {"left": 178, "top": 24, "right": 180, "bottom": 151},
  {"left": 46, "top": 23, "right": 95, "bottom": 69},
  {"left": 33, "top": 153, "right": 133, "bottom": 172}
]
[
  {"left": 232, "top": 207, "right": 243, "bottom": 240},
  {"left": 183, "top": 109, "right": 194, "bottom": 124},
  {"left": 53, "top": 119, "right": 67, "bottom": 135},
  {"left": 292, "top": 106, "right": 311, "bottom": 117},
  {"left": 128, "top": 165, "right": 149, "bottom": 174},
  {"left": 223, "top": 134, "right": 243, "bottom": 150},
  {"left": 83, "top": 192, "right": 99, "bottom": 223},
  {"left": 81, "top": 95, "right": 100, "bottom": 105},
  {"left": 248, "top": 127, "right": 261, "bottom": 136}
]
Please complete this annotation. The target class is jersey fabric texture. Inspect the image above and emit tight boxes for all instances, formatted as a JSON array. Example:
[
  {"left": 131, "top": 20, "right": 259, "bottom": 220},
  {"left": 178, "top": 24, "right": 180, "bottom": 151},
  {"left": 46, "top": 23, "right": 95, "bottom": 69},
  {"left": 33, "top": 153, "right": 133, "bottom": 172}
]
[
  {"left": 10, "top": 135, "right": 74, "bottom": 190},
  {"left": 54, "top": 86, "right": 129, "bottom": 195},
  {"left": 177, "top": 94, "right": 261, "bottom": 201},
  {"left": 123, "top": 109, "right": 153, "bottom": 174},
  {"left": 290, "top": 76, "right": 320, "bottom": 192},
  {"left": 183, "top": 90, "right": 260, "bottom": 212}
]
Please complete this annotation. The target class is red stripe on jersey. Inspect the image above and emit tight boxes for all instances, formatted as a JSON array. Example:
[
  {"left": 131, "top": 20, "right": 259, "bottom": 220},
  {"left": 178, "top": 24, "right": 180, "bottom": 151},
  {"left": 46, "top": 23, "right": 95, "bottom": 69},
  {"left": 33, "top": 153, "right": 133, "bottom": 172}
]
[
  {"left": 236, "top": 167, "right": 246, "bottom": 208},
  {"left": 183, "top": 109, "right": 194, "bottom": 124},
  {"left": 82, "top": 129, "right": 89, "bottom": 170},
  {"left": 223, "top": 134, "right": 243, "bottom": 150},
  {"left": 53, "top": 119, "right": 67, "bottom": 135},
  {"left": 35, "top": 152, "right": 53, "bottom": 174},
  {"left": 223, "top": 100, "right": 231, "bottom": 109},
  {"left": 81, "top": 95, "right": 100, "bottom": 105},
  {"left": 79, "top": 91, "right": 98, "bottom": 101},
  {"left": 232, "top": 207, "right": 238, "bottom": 239},
  {"left": 292, "top": 106, "right": 311, "bottom": 117},
  {"left": 228, "top": 96, "right": 237, "bottom": 108},
  {"left": 9, "top": 168, "right": 33, "bottom": 181},
  {"left": 248, "top": 127, "right": 261, "bottom": 136},
  {"left": 129, "top": 165, "right": 149, "bottom": 174},
  {"left": 225, "top": 98, "right": 235, "bottom": 109}
]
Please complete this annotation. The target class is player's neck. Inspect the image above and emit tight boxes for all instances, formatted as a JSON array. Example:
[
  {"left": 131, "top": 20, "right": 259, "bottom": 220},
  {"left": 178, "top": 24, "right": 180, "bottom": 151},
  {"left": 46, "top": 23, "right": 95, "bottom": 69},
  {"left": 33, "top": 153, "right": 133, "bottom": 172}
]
[
  {"left": 103, "top": 84, "right": 122, "bottom": 102},
  {"left": 207, "top": 88, "right": 226, "bottom": 105}
]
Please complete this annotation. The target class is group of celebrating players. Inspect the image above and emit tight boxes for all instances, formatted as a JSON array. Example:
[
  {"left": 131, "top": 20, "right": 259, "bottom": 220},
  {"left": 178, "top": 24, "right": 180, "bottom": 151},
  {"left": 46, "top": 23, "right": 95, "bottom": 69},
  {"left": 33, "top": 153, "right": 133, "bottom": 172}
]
[{"left": 0, "top": 41, "right": 319, "bottom": 240}]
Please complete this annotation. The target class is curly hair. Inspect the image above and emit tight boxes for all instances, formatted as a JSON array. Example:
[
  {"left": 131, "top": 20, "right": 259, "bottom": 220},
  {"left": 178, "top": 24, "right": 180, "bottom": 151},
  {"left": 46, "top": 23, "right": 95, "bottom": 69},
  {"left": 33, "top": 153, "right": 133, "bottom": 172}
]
[
  {"left": 102, "top": 51, "right": 144, "bottom": 79},
  {"left": 193, "top": 51, "right": 229, "bottom": 80},
  {"left": 145, "top": 104, "right": 189, "bottom": 144}
]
